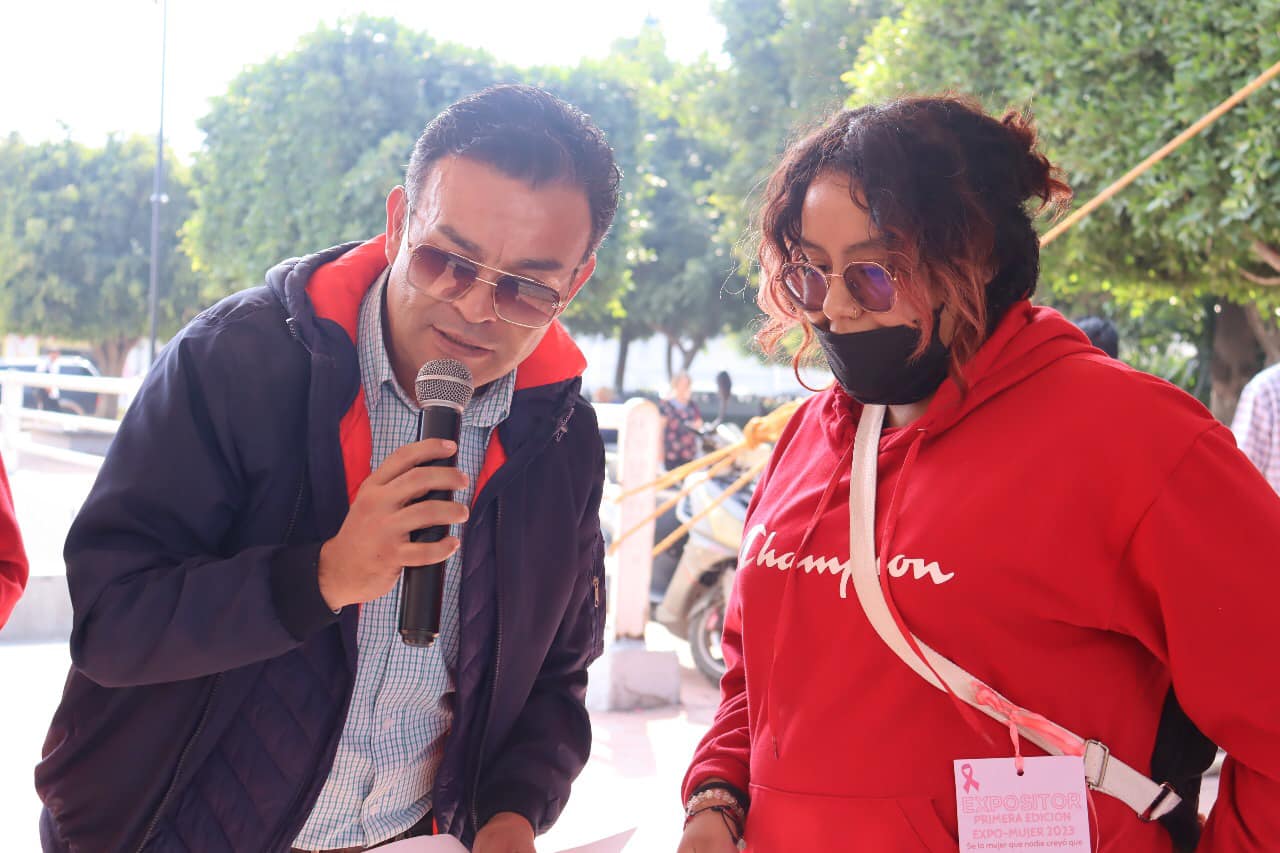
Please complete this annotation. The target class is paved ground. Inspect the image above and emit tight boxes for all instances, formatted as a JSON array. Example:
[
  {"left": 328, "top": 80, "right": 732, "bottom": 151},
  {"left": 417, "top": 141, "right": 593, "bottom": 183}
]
[
  {"left": 0, "top": 639, "right": 72, "bottom": 852},
  {"left": 0, "top": 629, "right": 718, "bottom": 853},
  {"left": 538, "top": 630, "right": 721, "bottom": 852}
]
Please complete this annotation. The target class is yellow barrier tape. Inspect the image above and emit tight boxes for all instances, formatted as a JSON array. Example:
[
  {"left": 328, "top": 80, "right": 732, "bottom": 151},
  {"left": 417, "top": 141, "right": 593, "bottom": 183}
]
[
  {"left": 650, "top": 456, "right": 771, "bottom": 559},
  {"left": 605, "top": 453, "right": 741, "bottom": 557}
]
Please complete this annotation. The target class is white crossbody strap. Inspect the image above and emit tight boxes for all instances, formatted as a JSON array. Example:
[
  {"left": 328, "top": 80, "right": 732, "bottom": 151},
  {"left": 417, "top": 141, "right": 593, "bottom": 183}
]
[{"left": 849, "top": 403, "right": 1179, "bottom": 822}]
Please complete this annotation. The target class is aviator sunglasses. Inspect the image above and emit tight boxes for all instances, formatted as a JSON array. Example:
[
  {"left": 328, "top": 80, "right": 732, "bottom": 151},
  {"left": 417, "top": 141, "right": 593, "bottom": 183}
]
[
  {"left": 405, "top": 222, "right": 569, "bottom": 328},
  {"left": 780, "top": 259, "right": 900, "bottom": 314}
]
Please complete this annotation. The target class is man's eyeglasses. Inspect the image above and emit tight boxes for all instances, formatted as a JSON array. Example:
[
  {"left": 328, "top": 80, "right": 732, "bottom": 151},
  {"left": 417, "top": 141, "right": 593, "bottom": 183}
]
[
  {"left": 406, "top": 243, "right": 567, "bottom": 329},
  {"left": 780, "top": 260, "right": 900, "bottom": 314}
]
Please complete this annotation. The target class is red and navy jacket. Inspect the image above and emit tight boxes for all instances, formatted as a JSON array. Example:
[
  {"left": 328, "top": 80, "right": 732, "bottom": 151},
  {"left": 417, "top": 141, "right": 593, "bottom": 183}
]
[{"left": 37, "top": 238, "right": 607, "bottom": 852}]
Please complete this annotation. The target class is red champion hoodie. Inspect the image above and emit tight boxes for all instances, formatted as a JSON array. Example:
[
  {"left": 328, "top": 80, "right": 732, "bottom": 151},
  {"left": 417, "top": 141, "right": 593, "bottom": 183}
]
[
  {"left": 684, "top": 302, "right": 1280, "bottom": 851},
  {"left": 0, "top": 456, "right": 28, "bottom": 628}
]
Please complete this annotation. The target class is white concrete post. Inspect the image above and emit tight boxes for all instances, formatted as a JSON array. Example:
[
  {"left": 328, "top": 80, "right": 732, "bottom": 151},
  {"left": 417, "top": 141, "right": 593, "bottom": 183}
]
[
  {"left": 612, "top": 398, "right": 660, "bottom": 639},
  {"left": 586, "top": 397, "right": 681, "bottom": 711}
]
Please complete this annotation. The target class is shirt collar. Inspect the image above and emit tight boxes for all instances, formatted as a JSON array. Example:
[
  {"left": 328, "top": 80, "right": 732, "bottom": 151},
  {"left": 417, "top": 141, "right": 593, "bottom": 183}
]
[{"left": 357, "top": 268, "right": 403, "bottom": 413}]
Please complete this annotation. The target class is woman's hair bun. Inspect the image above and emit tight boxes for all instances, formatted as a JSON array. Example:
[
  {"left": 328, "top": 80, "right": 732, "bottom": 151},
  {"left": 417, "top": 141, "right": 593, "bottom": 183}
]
[{"left": 1001, "top": 109, "right": 1072, "bottom": 214}]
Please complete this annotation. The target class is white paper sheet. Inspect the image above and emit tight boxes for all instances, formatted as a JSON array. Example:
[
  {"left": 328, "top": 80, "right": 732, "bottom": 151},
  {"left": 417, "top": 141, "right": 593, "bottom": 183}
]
[
  {"left": 376, "top": 826, "right": 635, "bottom": 853},
  {"left": 550, "top": 827, "right": 636, "bottom": 853}
]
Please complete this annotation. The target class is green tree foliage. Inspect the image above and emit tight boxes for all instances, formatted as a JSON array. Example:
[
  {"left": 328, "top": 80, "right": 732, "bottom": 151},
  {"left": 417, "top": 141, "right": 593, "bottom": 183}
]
[
  {"left": 14, "top": 2, "right": 1274, "bottom": 413},
  {"left": 522, "top": 53, "right": 651, "bottom": 338},
  {"left": 630, "top": 68, "right": 758, "bottom": 376},
  {"left": 188, "top": 17, "right": 757, "bottom": 383},
  {"left": 846, "top": 0, "right": 1280, "bottom": 417},
  {"left": 187, "top": 15, "right": 646, "bottom": 347},
  {"left": 699, "top": 0, "right": 898, "bottom": 359},
  {"left": 186, "top": 16, "right": 510, "bottom": 297},
  {"left": 561, "top": 25, "right": 758, "bottom": 385},
  {"left": 706, "top": 0, "right": 898, "bottom": 254},
  {"left": 0, "top": 133, "right": 198, "bottom": 394}
]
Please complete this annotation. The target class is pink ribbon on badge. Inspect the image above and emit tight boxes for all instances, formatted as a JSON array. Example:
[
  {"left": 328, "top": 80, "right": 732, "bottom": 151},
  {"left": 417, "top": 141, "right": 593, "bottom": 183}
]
[{"left": 960, "top": 763, "right": 980, "bottom": 793}]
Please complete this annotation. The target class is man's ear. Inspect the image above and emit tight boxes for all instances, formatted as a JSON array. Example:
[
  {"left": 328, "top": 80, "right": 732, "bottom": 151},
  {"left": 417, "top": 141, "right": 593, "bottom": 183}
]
[
  {"left": 384, "top": 186, "right": 408, "bottom": 265},
  {"left": 564, "top": 253, "right": 597, "bottom": 303}
]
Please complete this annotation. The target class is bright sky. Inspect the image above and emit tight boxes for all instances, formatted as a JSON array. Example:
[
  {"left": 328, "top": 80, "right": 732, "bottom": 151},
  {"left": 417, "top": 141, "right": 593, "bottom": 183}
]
[{"left": 2, "top": 0, "right": 725, "bottom": 159}]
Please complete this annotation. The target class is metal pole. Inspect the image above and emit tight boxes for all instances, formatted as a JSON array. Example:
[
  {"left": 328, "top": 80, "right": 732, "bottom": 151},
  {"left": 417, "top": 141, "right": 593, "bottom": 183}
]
[
  {"left": 147, "top": 0, "right": 169, "bottom": 366},
  {"left": 1040, "top": 58, "right": 1280, "bottom": 248}
]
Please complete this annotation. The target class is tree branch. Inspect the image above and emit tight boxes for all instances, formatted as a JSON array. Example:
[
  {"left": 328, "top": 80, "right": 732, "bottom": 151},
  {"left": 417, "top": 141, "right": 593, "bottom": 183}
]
[
  {"left": 1244, "top": 303, "right": 1280, "bottom": 366},
  {"left": 1238, "top": 239, "right": 1280, "bottom": 285},
  {"left": 1242, "top": 270, "right": 1280, "bottom": 286},
  {"left": 1252, "top": 239, "right": 1280, "bottom": 272}
]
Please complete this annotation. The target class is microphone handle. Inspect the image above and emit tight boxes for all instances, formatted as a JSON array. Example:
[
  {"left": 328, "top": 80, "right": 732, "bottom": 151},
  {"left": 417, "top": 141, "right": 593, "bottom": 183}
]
[{"left": 399, "top": 405, "right": 462, "bottom": 647}]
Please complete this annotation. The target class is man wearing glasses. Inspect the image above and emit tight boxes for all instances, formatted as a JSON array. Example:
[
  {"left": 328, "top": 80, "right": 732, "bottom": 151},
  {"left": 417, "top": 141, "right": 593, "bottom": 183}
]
[{"left": 37, "top": 85, "right": 618, "bottom": 853}]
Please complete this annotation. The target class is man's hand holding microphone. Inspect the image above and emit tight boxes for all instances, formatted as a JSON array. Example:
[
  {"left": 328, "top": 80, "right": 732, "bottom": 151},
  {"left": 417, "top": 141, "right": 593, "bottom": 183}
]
[
  {"left": 317, "top": 360, "right": 474, "bottom": 647},
  {"left": 316, "top": 437, "right": 469, "bottom": 612}
]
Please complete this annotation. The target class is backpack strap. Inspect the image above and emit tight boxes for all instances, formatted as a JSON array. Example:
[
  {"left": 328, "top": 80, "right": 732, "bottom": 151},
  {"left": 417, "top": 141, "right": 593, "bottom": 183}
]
[{"left": 849, "top": 403, "right": 1179, "bottom": 822}]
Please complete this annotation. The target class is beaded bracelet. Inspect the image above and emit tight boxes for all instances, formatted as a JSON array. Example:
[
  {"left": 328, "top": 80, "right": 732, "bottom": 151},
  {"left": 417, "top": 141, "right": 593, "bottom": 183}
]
[
  {"left": 684, "top": 804, "right": 746, "bottom": 850},
  {"left": 691, "top": 780, "right": 751, "bottom": 809},
  {"left": 685, "top": 786, "right": 744, "bottom": 816}
]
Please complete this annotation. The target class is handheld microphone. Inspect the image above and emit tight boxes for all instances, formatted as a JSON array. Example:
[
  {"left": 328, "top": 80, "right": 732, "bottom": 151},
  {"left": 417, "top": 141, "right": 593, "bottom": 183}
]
[{"left": 399, "top": 358, "right": 474, "bottom": 647}]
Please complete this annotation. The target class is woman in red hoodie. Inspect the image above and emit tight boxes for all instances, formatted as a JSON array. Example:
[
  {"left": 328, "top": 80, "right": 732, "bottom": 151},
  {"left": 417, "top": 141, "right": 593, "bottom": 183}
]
[{"left": 679, "top": 96, "right": 1280, "bottom": 852}]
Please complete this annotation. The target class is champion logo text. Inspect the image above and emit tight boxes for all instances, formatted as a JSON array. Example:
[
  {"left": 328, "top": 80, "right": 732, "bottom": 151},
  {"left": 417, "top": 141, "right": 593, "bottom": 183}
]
[{"left": 740, "top": 523, "right": 955, "bottom": 598}]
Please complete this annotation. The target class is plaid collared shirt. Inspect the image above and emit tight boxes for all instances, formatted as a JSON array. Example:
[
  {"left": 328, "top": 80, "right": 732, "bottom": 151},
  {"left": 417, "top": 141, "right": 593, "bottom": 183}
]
[
  {"left": 1232, "top": 362, "right": 1280, "bottom": 493},
  {"left": 294, "top": 270, "right": 514, "bottom": 848}
]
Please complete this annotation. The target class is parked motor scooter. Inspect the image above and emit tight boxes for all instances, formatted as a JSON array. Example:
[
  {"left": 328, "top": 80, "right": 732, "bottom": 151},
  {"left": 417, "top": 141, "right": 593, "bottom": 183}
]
[{"left": 647, "top": 421, "right": 728, "bottom": 606}]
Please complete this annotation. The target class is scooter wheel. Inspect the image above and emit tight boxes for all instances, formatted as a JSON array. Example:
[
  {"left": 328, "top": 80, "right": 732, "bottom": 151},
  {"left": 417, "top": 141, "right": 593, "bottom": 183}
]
[{"left": 687, "top": 586, "right": 727, "bottom": 686}]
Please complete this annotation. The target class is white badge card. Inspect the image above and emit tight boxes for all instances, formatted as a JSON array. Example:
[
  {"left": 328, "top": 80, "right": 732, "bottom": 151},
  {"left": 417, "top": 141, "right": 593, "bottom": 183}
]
[{"left": 954, "top": 756, "right": 1091, "bottom": 851}]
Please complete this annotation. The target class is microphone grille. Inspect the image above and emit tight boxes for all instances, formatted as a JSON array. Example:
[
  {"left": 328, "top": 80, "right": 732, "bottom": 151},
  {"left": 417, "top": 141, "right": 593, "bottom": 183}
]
[{"left": 415, "top": 359, "right": 474, "bottom": 410}]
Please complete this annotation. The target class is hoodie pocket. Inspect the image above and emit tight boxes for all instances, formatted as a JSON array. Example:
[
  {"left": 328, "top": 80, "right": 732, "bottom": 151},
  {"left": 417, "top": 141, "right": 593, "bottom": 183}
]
[
  {"left": 897, "top": 797, "right": 959, "bottom": 852},
  {"left": 746, "top": 782, "right": 957, "bottom": 852}
]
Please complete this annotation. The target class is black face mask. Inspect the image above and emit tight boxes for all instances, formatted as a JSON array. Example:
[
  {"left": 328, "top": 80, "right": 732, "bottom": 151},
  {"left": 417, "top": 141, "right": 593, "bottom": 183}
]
[{"left": 813, "top": 312, "right": 951, "bottom": 405}]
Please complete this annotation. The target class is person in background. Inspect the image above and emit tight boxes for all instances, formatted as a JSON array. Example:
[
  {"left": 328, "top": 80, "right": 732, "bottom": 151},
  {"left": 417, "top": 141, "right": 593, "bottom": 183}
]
[
  {"left": 1075, "top": 315, "right": 1120, "bottom": 358},
  {"left": 678, "top": 96, "right": 1280, "bottom": 852},
  {"left": 1231, "top": 361, "right": 1280, "bottom": 492},
  {"left": 658, "top": 372, "right": 703, "bottom": 469},
  {"left": 37, "top": 85, "right": 618, "bottom": 853},
  {"left": 34, "top": 348, "right": 61, "bottom": 410},
  {"left": 0, "top": 454, "right": 29, "bottom": 628},
  {"left": 714, "top": 370, "right": 733, "bottom": 425}
]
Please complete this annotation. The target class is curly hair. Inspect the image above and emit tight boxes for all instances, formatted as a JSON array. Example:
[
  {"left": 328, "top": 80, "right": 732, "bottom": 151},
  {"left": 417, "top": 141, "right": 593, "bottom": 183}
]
[{"left": 756, "top": 95, "right": 1072, "bottom": 372}]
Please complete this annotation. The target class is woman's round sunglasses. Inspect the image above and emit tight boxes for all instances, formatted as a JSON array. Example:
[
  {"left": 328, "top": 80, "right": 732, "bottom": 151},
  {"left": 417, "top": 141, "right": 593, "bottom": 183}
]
[
  {"left": 406, "top": 243, "right": 565, "bottom": 328},
  {"left": 780, "top": 260, "right": 899, "bottom": 314}
]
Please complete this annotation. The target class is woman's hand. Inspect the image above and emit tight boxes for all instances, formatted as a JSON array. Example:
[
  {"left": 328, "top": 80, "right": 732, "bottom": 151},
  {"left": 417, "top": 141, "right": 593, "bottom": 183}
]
[{"left": 676, "top": 808, "right": 740, "bottom": 853}]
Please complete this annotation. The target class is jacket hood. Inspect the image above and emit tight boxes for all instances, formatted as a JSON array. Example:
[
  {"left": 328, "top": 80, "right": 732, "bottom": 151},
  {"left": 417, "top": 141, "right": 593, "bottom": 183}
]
[
  {"left": 267, "top": 235, "right": 589, "bottom": 391},
  {"left": 817, "top": 301, "right": 1098, "bottom": 454}
]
